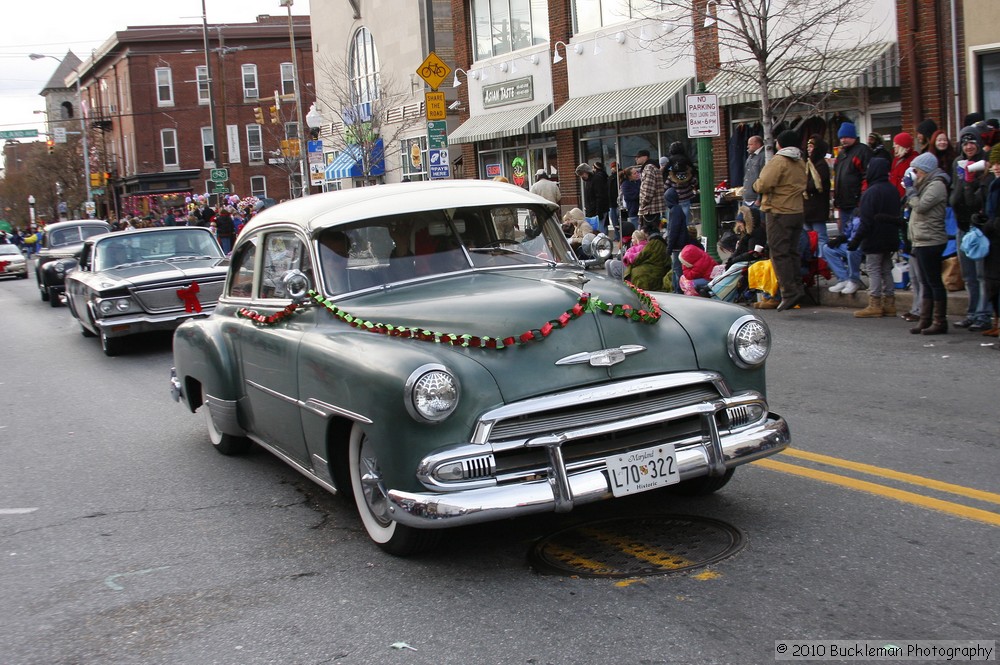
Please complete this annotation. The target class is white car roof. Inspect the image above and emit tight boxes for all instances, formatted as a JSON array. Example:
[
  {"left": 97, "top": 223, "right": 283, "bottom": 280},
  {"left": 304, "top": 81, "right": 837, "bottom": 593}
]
[{"left": 243, "top": 180, "right": 560, "bottom": 237}]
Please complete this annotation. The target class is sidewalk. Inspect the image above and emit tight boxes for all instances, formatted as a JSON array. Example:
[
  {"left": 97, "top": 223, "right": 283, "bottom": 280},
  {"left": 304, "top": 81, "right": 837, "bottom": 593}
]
[{"left": 813, "top": 276, "right": 971, "bottom": 316}]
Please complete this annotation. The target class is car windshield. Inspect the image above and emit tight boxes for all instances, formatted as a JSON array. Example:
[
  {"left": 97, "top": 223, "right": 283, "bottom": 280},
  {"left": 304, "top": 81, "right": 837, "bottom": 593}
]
[
  {"left": 94, "top": 229, "right": 223, "bottom": 271},
  {"left": 0, "top": 245, "right": 20, "bottom": 256},
  {"left": 315, "top": 204, "right": 571, "bottom": 295},
  {"left": 48, "top": 225, "right": 106, "bottom": 247}
]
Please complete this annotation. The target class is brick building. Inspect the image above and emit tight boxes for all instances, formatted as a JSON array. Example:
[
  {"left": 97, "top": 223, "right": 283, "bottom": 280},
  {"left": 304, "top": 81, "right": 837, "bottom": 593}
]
[{"left": 70, "top": 15, "right": 312, "bottom": 220}]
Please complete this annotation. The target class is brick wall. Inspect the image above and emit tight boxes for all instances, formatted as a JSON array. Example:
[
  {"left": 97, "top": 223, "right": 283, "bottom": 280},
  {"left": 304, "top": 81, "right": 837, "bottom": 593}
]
[
  {"left": 550, "top": 1, "right": 578, "bottom": 209},
  {"left": 897, "top": 0, "right": 962, "bottom": 137}
]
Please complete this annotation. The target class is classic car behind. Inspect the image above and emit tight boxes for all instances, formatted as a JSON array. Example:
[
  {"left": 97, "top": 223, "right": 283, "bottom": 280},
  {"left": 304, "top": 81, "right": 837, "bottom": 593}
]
[
  {"left": 0, "top": 244, "right": 28, "bottom": 279},
  {"left": 35, "top": 219, "right": 112, "bottom": 305},
  {"left": 170, "top": 181, "right": 790, "bottom": 555},
  {"left": 66, "top": 226, "right": 227, "bottom": 356}
]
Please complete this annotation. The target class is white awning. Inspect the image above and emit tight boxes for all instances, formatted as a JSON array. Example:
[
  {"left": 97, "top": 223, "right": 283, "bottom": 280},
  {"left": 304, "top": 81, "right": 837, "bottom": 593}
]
[
  {"left": 540, "top": 78, "right": 695, "bottom": 132},
  {"left": 707, "top": 41, "right": 899, "bottom": 106},
  {"left": 448, "top": 103, "right": 552, "bottom": 144}
]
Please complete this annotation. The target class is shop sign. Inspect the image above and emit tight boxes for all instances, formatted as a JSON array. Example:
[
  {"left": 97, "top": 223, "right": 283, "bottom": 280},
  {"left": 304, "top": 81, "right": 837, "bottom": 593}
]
[{"left": 482, "top": 77, "right": 533, "bottom": 109}]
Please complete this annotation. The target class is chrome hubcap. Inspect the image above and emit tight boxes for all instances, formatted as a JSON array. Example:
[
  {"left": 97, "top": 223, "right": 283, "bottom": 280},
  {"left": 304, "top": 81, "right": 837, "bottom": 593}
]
[{"left": 359, "top": 441, "right": 391, "bottom": 526}]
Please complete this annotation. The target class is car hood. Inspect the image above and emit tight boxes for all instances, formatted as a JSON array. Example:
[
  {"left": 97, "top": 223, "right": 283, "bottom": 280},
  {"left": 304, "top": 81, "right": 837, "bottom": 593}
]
[
  {"left": 333, "top": 268, "right": 699, "bottom": 402},
  {"left": 95, "top": 259, "right": 227, "bottom": 289},
  {"left": 39, "top": 243, "right": 84, "bottom": 260}
]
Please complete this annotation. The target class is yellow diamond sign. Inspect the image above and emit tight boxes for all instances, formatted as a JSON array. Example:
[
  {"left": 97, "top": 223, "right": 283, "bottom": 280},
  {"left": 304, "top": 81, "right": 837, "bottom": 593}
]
[{"left": 416, "top": 51, "right": 451, "bottom": 91}]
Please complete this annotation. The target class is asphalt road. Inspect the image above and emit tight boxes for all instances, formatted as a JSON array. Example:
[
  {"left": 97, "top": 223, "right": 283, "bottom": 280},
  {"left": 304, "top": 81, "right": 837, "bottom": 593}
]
[{"left": 1, "top": 271, "right": 997, "bottom": 665}]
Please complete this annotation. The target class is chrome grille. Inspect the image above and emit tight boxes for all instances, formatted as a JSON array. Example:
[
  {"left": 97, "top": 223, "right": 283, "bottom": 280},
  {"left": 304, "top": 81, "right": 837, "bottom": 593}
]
[
  {"left": 488, "top": 385, "right": 719, "bottom": 442},
  {"left": 463, "top": 455, "right": 496, "bottom": 479},
  {"left": 132, "top": 279, "right": 225, "bottom": 313}
]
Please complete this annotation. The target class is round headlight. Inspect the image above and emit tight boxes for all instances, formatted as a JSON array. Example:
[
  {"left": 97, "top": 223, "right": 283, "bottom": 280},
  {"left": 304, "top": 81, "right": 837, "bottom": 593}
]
[
  {"left": 98, "top": 300, "right": 115, "bottom": 315},
  {"left": 727, "top": 315, "right": 770, "bottom": 368},
  {"left": 592, "top": 233, "right": 613, "bottom": 260},
  {"left": 405, "top": 364, "right": 460, "bottom": 423},
  {"left": 53, "top": 263, "right": 66, "bottom": 274},
  {"left": 115, "top": 299, "right": 132, "bottom": 312}
]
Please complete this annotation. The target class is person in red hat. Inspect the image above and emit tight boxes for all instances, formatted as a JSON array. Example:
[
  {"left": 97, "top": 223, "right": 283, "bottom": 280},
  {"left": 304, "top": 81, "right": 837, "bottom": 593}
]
[{"left": 889, "top": 132, "right": 917, "bottom": 198}]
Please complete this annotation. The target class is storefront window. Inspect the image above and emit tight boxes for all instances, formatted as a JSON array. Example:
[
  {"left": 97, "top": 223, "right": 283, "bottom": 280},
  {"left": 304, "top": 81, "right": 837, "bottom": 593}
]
[{"left": 979, "top": 51, "right": 1000, "bottom": 121}]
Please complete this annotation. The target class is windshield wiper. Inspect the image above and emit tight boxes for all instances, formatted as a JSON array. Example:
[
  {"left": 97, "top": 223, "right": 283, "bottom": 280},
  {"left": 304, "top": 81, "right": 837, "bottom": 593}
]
[
  {"left": 468, "top": 246, "right": 557, "bottom": 267},
  {"left": 167, "top": 255, "right": 216, "bottom": 262}
]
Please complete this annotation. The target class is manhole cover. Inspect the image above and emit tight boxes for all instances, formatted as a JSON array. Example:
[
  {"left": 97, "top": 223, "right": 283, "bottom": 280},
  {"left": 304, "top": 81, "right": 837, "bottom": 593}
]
[{"left": 529, "top": 514, "right": 745, "bottom": 578}]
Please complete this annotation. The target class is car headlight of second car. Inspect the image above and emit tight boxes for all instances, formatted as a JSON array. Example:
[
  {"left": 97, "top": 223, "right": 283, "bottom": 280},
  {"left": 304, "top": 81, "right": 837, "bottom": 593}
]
[
  {"left": 96, "top": 297, "right": 134, "bottom": 316},
  {"left": 405, "top": 363, "right": 460, "bottom": 423},
  {"left": 727, "top": 314, "right": 771, "bottom": 368}
]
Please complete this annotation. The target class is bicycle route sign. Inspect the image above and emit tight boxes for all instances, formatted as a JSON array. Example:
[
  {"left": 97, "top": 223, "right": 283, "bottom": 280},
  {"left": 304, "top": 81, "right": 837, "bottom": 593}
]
[{"left": 416, "top": 52, "right": 451, "bottom": 91}]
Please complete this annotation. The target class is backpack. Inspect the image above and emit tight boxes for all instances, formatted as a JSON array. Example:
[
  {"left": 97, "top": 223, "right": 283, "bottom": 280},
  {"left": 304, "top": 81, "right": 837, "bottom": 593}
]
[{"left": 960, "top": 225, "right": 990, "bottom": 260}]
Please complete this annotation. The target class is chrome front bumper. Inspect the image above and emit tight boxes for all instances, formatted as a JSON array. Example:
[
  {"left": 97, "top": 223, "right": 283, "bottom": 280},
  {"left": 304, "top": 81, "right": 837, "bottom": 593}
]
[
  {"left": 387, "top": 413, "right": 789, "bottom": 529},
  {"left": 96, "top": 309, "right": 213, "bottom": 338}
]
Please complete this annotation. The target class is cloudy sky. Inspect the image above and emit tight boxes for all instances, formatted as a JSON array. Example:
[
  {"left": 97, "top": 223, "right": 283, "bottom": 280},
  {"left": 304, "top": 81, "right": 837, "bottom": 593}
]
[{"left": 0, "top": 1, "right": 308, "bottom": 144}]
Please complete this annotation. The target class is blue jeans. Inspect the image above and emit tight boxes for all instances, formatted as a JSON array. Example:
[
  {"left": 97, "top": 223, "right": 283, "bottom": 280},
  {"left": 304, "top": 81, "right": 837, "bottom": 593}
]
[
  {"left": 836, "top": 207, "right": 855, "bottom": 235},
  {"left": 957, "top": 230, "right": 990, "bottom": 322},
  {"left": 679, "top": 199, "right": 693, "bottom": 226},
  {"left": 821, "top": 243, "right": 863, "bottom": 283},
  {"left": 803, "top": 221, "right": 829, "bottom": 249},
  {"left": 671, "top": 250, "right": 682, "bottom": 293}
]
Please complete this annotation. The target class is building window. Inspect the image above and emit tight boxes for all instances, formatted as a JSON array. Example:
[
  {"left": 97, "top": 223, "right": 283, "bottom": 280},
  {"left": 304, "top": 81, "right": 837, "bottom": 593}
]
[
  {"left": 572, "top": 0, "right": 661, "bottom": 34},
  {"left": 242, "top": 64, "right": 259, "bottom": 99},
  {"left": 161, "top": 128, "right": 178, "bottom": 168},
  {"left": 471, "top": 0, "right": 549, "bottom": 61},
  {"left": 289, "top": 173, "right": 303, "bottom": 199},
  {"left": 247, "top": 125, "right": 263, "bottom": 162},
  {"left": 196, "top": 65, "right": 210, "bottom": 104},
  {"left": 155, "top": 67, "right": 174, "bottom": 106},
  {"left": 281, "top": 62, "right": 295, "bottom": 96},
  {"left": 201, "top": 127, "right": 216, "bottom": 164},
  {"left": 250, "top": 176, "right": 267, "bottom": 199},
  {"left": 401, "top": 136, "right": 428, "bottom": 181},
  {"left": 349, "top": 27, "right": 380, "bottom": 105},
  {"left": 979, "top": 51, "right": 1000, "bottom": 121},
  {"left": 285, "top": 122, "right": 300, "bottom": 140}
]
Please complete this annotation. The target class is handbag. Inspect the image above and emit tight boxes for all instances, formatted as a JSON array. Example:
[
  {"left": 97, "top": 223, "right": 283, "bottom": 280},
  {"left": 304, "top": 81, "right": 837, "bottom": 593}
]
[
  {"left": 941, "top": 256, "right": 964, "bottom": 291},
  {"left": 960, "top": 226, "right": 990, "bottom": 260}
]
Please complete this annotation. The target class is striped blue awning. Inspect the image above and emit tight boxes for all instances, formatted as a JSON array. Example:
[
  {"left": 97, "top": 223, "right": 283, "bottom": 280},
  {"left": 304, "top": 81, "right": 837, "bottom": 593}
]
[
  {"left": 325, "top": 139, "right": 385, "bottom": 180},
  {"left": 540, "top": 78, "right": 695, "bottom": 132},
  {"left": 707, "top": 41, "right": 899, "bottom": 106}
]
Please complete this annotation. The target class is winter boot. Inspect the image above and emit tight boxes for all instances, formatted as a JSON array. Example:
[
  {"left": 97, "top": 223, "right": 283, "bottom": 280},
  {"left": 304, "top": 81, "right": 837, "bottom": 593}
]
[
  {"left": 909, "top": 299, "right": 933, "bottom": 334},
  {"left": 854, "top": 295, "right": 883, "bottom": 318},
  {"left": 982, "top": 315, "right": 999, "bottom": 337},
  {"left": 881, "top": 294, "right": 896, "bottom": 317},
  {"left": 921, "top": 301, "right": 949, "bottom": 335}
]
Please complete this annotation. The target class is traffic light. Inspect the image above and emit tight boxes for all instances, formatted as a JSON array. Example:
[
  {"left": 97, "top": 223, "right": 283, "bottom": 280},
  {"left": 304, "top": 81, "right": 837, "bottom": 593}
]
[
  {"left": 270, "top": 105, "right": 280, "bottom": 124},
  {"left": 103, "top": 172, "right": 111, "bottom": 185},
  {"left": 90, "top": 173, "right": 101, "bottom": 187},
  {"left": 253, "top": 107, "right": 265, "bottom": 125},
  {"left": 46, "top": 139, "right": 55, "bottom": 155}
]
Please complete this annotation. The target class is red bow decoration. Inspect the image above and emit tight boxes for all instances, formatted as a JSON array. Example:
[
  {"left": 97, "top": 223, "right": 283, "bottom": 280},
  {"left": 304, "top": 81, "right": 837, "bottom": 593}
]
[
  {"left": 176, "top": 282, "right": 202, "bottom": 313},
  {"left": 0, "top": 261, "right": 8, "bottom": 272}
]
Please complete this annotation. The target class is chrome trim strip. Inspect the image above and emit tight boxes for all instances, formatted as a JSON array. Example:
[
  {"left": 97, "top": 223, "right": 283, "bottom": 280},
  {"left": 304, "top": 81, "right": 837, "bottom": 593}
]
[
  {"left": 247, "top": 433, "right": 340, "bottom": 496},
  {"left": 388, "top": 414, "right": 790, "bottom": 529},
  {"left": 247, "top": 381, "right": 374, "bottom": 424}
]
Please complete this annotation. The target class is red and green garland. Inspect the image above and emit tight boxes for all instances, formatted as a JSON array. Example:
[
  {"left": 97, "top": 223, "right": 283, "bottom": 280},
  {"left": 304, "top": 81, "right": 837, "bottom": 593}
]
[{"left": 237, "top": 281, "right": 660, "bottom": 349}]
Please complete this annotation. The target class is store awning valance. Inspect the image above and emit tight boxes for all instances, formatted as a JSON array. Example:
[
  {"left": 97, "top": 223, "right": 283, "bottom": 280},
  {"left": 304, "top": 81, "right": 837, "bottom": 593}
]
[
  {"left": 540, "top": 78, "right": 695, "bottom": 132},
  {"left": 448, "top": 103, "right": 552, "bottom": 145},
  {"left": 325, "top": 139, "right": 385, "bottom": 180},
  {"left": 706, "top": 41, "right": 899, "bottom": 106}
]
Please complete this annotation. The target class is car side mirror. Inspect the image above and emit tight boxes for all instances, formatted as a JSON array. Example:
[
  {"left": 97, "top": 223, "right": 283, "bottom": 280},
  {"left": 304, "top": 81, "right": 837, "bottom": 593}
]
[{"left": 281, "top": 269, "right": 312, "bottom": 301}]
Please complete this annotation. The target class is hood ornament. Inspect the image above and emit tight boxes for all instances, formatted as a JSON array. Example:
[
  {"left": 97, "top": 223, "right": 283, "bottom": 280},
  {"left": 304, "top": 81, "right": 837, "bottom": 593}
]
[{"left": 556, "top": 345, "right": 646, "bottom": 367}]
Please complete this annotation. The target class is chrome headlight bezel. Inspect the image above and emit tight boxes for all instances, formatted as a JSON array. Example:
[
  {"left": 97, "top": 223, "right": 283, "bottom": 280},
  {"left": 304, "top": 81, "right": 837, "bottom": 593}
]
[
  {"left": 727, "top": 314, "right": 771, "bottom": 369},
  {"left": 95, "top": 297, "right": 135, "bottom": 317},
  {"left": 405, "top": 363, "right": 460, "bottom": 423}
]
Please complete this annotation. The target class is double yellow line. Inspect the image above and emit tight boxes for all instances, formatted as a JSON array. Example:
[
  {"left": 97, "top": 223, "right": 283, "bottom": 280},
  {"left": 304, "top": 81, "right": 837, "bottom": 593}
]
[{"left": 755, "top": 449, "right": 1000, "bottom": 527}]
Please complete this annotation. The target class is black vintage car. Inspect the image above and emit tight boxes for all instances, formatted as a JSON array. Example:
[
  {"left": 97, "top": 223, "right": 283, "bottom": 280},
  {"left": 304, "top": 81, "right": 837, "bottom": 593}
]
[
  {"left": 66, "top": 226, "right": 228, "bottom": 356},
  {"left": 35, "top": 219, "right": 112, "bottom": 306}
]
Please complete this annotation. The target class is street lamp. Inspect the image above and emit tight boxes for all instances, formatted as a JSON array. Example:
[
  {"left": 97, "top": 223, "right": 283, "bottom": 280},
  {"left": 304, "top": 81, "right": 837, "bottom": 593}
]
[
  {"left": 29, "top": 53, "right": 92, "bottom": 210},
  {"left": 280, "top": 0, "right": 309, "bottom": 197},
  {"left": 28, "top": 195, "right": 36, "bottom": 229}
]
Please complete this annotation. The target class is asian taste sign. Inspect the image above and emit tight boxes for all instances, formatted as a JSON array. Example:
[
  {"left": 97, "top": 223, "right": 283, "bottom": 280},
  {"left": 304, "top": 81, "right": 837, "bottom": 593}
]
[
  {"left": 482, "top": 77, "right": 533, "bottom": 109},
  {"left": 685, "top": 93, "right": 720, "bottom": 138}
]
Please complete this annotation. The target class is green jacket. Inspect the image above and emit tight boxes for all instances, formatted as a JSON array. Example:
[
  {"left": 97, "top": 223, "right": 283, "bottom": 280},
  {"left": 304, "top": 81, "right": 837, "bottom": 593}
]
[{"left": 625, "top": 236, "right": 669, "bottom": 290}]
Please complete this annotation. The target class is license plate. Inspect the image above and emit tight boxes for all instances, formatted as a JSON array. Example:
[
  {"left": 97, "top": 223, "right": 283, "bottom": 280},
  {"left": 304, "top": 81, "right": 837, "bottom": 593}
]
[{"left": 606, "top": 444, "right": 679, "bottom": 497}]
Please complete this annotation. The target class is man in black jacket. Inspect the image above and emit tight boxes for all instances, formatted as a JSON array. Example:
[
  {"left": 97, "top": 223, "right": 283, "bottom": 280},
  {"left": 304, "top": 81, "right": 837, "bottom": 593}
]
[
  {"left": 950, "top": 125, "right": 991, "bottom": 330},
  {"left": 833, "top": 122, "right": 871, "bottom": 233}
]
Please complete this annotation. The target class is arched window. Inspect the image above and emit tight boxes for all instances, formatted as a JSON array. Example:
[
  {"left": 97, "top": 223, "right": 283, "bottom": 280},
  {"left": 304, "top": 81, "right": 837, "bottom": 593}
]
[
  {"left": 348, "top": 27, "right": 380, "bottom": 106},
  {"left": 61, "top": 101, "right": 74, "bottom": 120}
]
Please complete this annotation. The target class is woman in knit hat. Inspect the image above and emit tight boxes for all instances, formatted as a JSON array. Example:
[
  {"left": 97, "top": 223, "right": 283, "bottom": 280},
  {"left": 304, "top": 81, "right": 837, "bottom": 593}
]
[{"left": 905, "top": 151, "right": 951, "bottom": 335}]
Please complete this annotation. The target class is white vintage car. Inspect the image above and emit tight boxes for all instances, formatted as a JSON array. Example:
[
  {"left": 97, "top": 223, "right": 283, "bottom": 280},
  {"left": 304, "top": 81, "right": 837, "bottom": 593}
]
[{"left": 0, "top": 243, "right": 28, "bottom": 279}]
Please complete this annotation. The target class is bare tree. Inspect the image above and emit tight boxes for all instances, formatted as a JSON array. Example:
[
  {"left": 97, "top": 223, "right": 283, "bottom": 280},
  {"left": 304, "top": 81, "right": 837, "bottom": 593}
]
[
  {"left": 639, "top": 0, "right": 888, "bottom": 152},
  {"left": 312, "top": 55, "right": 424, "bottom": 182}
]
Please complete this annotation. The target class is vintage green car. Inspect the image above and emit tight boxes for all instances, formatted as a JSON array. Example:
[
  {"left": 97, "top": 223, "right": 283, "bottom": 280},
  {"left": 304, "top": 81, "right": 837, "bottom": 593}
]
[{"left": 170, "top": 180, "right": 789, "bottom": 555}]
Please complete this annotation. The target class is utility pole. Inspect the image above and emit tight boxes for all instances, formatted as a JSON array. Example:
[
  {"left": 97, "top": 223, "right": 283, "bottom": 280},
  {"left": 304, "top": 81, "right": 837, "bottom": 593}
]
[
  {"left": 201, "top": 0, "right": 221, "bottom": 206},
  {"left": 281, "top": 0, "right": 309, "bottom": 197}
]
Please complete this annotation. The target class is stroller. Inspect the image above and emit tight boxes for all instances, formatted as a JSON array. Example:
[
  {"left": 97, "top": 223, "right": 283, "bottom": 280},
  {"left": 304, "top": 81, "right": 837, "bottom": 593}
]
[{"left": 704, "top": 260, "right": 755, "bottom": 304}]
